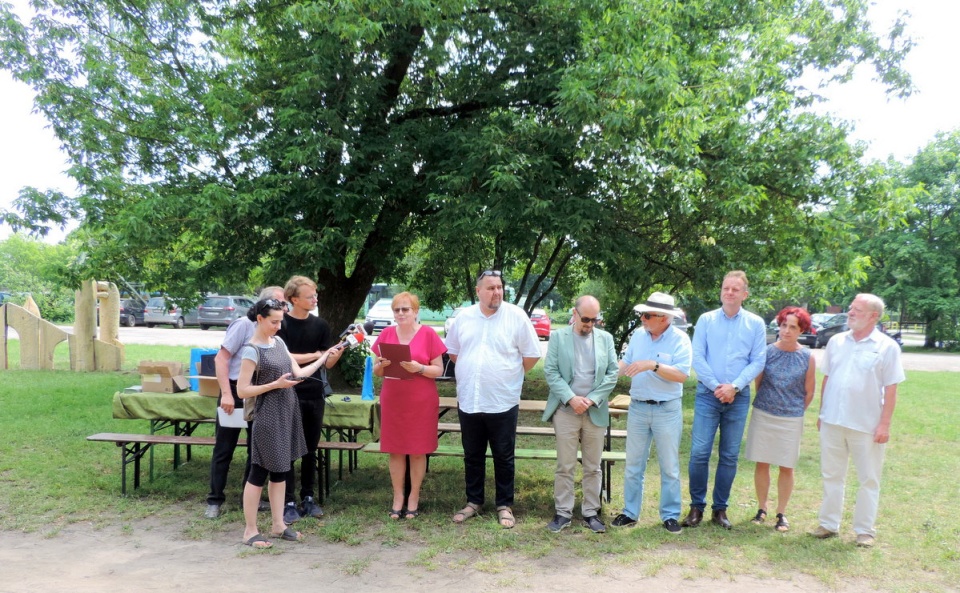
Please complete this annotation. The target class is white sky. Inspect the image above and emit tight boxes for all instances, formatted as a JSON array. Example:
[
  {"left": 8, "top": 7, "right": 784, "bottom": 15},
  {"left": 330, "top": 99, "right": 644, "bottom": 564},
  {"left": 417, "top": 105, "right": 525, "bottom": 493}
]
[{"left": 1, "top": 0, "right": 959, "bottom": 244}]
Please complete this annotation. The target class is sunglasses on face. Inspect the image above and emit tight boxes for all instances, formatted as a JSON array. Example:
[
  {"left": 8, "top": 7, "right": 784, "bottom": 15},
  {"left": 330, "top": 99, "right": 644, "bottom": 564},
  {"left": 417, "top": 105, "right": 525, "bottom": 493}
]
[
  {"left": 642, "top": 313, "right": 666, "bottom": 320},
  {"left": 393, "top": 307, "right": 413, "bottom": 313},
  {"left": 575, "top": 309, "right": 601, "bottom": 324}
]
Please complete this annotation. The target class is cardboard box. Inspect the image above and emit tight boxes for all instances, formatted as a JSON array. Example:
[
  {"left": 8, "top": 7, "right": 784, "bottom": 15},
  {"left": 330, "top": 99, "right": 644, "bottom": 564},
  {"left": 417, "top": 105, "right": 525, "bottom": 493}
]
[
  {"left": 190, "top": 359, "right": 220, "bottom": 397},
  {"left": 139, "top": 361, "right": 189, "bottom": 393}
]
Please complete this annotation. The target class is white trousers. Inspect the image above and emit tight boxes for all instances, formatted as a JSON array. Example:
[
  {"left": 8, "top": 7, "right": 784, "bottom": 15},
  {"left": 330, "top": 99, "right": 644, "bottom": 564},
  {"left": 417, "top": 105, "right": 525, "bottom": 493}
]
[{"left": 818, "top": 422, "right": 886, "bottom": 536}]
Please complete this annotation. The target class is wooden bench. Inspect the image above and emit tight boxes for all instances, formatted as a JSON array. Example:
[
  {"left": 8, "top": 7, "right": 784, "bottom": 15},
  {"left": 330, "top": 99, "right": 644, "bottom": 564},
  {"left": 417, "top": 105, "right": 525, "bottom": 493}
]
[
  {"left": 436, "top": 422, "right": 627, "bottom": 439},
  {"left": 361, "top": 442, "right": 627, "bottom": 502},
  {"left": 88, "top": 432, "right": 363, "bottom": 497}
]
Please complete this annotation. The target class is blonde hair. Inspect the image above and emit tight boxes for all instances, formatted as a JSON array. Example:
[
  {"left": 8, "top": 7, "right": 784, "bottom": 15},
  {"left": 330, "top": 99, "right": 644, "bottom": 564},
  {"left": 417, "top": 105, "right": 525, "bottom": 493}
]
[
  {"left": 284, "top": 276, "right": 317, "bottom": 301},
  {"left": 392, "top": 291, "right": 420, "bottom": 311},
  {"left": 724, "top": 270, "right": 749, "bottom": 290}
]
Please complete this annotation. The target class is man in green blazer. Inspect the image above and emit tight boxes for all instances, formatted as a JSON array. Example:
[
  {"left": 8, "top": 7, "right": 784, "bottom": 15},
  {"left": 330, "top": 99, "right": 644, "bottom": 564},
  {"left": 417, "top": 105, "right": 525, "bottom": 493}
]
[{"left": 542, "top": 295, "right": 620, "bottom": 533}]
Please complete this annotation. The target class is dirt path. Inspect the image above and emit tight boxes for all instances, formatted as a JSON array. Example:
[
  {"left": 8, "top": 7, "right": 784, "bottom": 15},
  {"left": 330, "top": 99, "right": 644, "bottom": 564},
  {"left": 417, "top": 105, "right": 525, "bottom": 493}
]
[{"left": 0, "top": 517, "right": 890, "bottom": 593}]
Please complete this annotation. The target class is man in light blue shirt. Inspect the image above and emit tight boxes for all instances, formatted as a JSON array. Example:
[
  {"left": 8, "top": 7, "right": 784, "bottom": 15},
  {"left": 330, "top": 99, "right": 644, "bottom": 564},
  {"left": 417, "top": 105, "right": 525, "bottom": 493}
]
[
  {"left": 682, "top": 270, "right": 766, "bottom": 529},
  {"left": 611, "top": 292, "right": 692, "bottom": 534}
]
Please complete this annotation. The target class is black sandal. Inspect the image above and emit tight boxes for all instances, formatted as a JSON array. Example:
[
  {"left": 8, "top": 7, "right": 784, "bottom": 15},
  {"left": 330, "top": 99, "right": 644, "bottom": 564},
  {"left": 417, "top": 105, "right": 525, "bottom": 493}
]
[
  {"left": 389, "top": 509, "right": 402, "bottom": 520},
  {"left": 775, "top": 513, "right": 789, "bottom": 532},
  {"left": 751, "top": 509, "right": 767, "bottom": 524}
]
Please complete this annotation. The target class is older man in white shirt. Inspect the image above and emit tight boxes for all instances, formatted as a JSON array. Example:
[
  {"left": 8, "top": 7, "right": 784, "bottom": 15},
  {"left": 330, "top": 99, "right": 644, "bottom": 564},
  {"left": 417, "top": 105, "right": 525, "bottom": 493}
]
[
  {"left": 446, "top": 269, "right": 541, "bottom": 529},
  {"left": 812, "top": 293, "right": 905, "bottom": 548}
]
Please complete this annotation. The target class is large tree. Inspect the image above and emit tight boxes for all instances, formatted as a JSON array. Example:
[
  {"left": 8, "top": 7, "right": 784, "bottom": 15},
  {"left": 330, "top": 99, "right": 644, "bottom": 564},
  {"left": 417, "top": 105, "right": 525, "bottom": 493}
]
[
  {"left": 1, "top": 0, "right": 911, "bottom": 338},
  {"left": 858, "top": 130, "right": 960, "bottom": 348}
]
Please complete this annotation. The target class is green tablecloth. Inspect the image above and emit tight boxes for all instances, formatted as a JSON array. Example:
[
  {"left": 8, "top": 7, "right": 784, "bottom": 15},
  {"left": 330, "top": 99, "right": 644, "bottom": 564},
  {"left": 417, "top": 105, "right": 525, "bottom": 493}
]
[
  {"left": 323, "top": 394, "right": 380, "bottom": 439},
  {"left": 113, "top": 391, "right": 217, "bottom": 421},
  {"left": 112, "top": 391, "right": 379, "bottom": 436}
]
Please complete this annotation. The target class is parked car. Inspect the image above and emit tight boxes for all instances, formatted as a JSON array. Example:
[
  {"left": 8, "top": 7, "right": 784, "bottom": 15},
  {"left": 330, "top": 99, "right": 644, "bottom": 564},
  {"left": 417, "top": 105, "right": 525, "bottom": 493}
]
[
  {"left": 530, "top": 308, "right": 551, "bottom": 340},
  {"left": 671, "top": 309, "right": 692, "bottom": 333},
  {"left": 118, "top": 298, "right": 147, "bottom": 327},
  {"left": 364, "top": 298, "right": 396, "bottom": 335},
  {"left": 144, "top": 296, "right": 199, "bottom": 329},
  {"left": 766, "top": 319, "right": 779, "bottom": 344},
  {"left": 444, "top": 307, "right": 463, "bottom": 337},
  {"left": 813, "top": 313, "right": 848, "bottom": 348},
  {"left": 197, "top": 295, "right": 255, "bottom": 330}
]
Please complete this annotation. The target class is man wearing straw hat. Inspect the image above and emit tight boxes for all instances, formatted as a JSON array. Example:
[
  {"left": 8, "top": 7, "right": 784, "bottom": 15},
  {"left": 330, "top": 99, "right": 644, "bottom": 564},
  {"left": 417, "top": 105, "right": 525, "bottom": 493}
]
[{"left": 611, "top": 291, "right": 692, "bottom": 534}]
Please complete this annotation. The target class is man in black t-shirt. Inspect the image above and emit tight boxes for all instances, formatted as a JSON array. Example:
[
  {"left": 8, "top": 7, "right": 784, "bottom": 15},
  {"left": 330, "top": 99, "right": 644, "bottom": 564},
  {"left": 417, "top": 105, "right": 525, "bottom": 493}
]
[{"left": 277, "top": 275, "right": 344, "bottom": 522}]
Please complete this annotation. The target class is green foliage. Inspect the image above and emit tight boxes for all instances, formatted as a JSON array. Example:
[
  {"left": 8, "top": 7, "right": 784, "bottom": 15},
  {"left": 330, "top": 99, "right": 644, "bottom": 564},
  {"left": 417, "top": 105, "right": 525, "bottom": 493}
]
[
  {"left": 337, "top": 341, "right": 374, "bottom": 388},
  {"left": 0, "top": 233, "right": 78, "bottom": 322},
  {"left": 0, "top": 0, "right": 914, "bottom": 345},
  {"left": 854, "top": 130, "right": 960, "bottom": 347}
]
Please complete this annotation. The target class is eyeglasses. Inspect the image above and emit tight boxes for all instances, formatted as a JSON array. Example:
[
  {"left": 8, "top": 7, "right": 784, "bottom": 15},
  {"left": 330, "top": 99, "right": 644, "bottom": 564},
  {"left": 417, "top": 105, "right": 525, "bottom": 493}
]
[
  {"left": 575, "top": 309, "right": 601, "bottom": 324},
  {"left": 393, "top": 307, "right": 413, "bottom": 313},
  {"left": 295, "top": 293, "right": 318, "bottom": 301},
  {"left": 477, "top": 269, "right": 503, "bottom": 281},
  {"left": 642, "top": 313, "right": 666, "bottom": 320}
]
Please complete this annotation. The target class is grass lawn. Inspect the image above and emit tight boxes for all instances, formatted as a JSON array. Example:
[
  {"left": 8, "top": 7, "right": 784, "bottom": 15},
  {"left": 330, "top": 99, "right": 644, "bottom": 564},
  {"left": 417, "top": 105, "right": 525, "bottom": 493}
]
[{"left": 0, "top": 341, "right": 957, "bottom": 592}]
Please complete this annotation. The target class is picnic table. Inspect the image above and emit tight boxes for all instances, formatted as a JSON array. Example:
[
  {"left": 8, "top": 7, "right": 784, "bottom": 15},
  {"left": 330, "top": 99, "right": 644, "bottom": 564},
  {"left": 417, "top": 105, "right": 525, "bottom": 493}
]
[{"left": 110, "top": 390, "right": 380, "bottom": 487}]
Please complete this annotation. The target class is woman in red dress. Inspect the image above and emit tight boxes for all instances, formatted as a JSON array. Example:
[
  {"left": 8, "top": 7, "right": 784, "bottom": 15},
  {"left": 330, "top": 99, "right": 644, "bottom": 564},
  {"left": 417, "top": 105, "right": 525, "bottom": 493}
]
[{"left": 372, "top": 292, "right": 447, "bottom": 519}]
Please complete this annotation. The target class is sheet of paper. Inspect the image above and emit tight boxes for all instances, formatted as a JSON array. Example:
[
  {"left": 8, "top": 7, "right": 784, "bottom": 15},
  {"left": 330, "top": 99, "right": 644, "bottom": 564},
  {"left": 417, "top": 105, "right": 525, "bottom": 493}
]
[
  {"left": 378, "top": 342, "right": 415, "bottom": 380},
  {"left": 217, "top": 406, "right": 248, "bottom": 428}
]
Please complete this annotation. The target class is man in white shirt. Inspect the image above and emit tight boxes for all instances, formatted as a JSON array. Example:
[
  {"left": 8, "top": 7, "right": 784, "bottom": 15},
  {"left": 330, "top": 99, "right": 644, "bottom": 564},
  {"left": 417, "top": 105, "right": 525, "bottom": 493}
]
[
  {"left": 446, "top": 270, "right": 541, "bottom": 529},
  {"left": 812, "top": 293, "right": 905, "bottom": 548}
]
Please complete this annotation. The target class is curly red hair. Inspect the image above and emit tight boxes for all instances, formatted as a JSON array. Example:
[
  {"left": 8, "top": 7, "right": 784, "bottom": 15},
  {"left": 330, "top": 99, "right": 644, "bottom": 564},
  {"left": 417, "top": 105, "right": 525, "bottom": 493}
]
[{"left": 776, "top": 306, "right": 812, "bottom": 333}]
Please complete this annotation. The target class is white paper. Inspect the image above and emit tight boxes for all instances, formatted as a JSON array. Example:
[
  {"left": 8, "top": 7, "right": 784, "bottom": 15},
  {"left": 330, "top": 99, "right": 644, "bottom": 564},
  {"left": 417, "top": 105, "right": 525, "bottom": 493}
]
[{"left": 217, "top": 407, "right": 248, "bottom": 428}]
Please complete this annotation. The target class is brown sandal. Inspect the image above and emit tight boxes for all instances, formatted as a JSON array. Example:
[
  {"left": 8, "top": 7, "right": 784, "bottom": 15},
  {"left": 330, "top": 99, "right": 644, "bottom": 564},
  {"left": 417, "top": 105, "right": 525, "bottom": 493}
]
[
  {"left": 452, "top": 502, "right": 480, "bottom": 524},
  {"left": 496, "top": 506, "right": 515, "bottom": 529}
]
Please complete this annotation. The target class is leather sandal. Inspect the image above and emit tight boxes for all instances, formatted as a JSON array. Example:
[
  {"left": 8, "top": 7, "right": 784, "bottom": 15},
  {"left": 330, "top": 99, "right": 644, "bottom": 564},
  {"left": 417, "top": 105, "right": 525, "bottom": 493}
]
[
  {"left": 452, "top": 502, "right": 480, "bottom": 524},
  {"left": 496, "top": 506, "right": 515, "bottom": 529},
  {"left": 751, "top": 509, "right": 767, "bottom": 524},
  {"left": 775, "top": 513, "right": 789, "bottom": 532}
]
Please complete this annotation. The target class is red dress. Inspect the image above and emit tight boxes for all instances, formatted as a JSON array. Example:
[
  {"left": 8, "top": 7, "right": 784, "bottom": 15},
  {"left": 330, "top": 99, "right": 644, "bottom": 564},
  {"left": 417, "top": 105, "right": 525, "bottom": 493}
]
[{"left": 372, "top": 325, "right": 447, "bottom": 454}]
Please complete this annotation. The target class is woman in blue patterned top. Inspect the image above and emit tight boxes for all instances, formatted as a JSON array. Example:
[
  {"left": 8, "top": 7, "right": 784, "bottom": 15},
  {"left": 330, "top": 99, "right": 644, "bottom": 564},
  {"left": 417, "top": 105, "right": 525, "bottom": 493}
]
[{"left": 745, "top": 306, "right": 816, "bottom": 532}]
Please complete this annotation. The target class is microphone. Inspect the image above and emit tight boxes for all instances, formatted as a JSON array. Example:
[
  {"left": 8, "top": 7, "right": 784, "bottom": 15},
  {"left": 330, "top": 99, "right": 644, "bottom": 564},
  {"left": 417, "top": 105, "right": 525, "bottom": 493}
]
[{"left": 336, "top": 323, "right": 367, "bottom": 349}]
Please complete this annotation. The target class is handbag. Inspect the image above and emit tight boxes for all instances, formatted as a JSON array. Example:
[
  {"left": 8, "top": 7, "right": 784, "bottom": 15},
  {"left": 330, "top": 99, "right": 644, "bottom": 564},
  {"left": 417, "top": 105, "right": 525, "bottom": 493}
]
[{"left": 243, "top": 344, "right": 262, "bottom": 423}]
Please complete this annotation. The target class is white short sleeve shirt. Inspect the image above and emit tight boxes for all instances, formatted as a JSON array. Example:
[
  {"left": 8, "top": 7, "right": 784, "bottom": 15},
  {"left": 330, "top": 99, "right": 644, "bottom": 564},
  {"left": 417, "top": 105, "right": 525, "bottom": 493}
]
[{"left": 445, "top": 302, "right": 542, "bottom": 413}]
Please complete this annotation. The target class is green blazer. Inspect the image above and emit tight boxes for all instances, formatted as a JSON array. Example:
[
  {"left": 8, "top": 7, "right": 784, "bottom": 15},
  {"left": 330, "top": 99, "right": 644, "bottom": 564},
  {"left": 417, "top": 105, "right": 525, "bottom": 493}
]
[{"left": 542, "top": 325, "right": 620, "bottom": 427}]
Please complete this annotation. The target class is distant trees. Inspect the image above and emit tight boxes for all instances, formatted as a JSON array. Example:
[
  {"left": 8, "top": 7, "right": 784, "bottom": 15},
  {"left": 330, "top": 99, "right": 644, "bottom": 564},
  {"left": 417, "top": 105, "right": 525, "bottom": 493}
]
[{"left": 857, "top": 131, "right": 960, "bottom": 348}]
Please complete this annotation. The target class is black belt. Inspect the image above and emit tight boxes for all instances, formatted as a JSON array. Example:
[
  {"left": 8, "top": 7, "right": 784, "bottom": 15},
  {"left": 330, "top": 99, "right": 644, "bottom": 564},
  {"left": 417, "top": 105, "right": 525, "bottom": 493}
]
[{"left": 636, "top": 399, "right": 664, "bottom": 405}]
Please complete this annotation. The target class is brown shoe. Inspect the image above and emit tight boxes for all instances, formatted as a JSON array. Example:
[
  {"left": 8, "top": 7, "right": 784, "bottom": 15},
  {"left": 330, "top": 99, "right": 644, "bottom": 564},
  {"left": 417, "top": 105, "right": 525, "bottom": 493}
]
[
  {"left": 711, "top": 509, "right": 732, "bottom": 530},
  {"left": 680, "top": 507, "right": 703, "bottom": 527},
  {"left": 855, "top": 534, "right": 875, "bottom": 548},
  {"left": 810, "top": 525, "right": 839, "bottom": 539}
]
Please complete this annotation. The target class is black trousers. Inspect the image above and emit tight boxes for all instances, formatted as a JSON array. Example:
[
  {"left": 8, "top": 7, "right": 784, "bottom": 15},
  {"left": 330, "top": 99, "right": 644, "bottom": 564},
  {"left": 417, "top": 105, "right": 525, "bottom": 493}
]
[
  {"left": 458, "top": 405, "right": 519, "bottom": 508},
  {"left": 206, "top": 381, "right": 252, "bottom": 506},
  {"left": 285, "top": 396, "right": 326, "bottom": 503}
]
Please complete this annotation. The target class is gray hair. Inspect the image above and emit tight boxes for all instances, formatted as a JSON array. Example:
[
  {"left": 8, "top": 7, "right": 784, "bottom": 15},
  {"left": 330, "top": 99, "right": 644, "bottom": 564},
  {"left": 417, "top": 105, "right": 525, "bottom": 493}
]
[
  {"left": 855, "top": 293, "right": 885, "bottom": 317},
  {"left": 258, "top": 286, "right": 284, "bottom": 300}
]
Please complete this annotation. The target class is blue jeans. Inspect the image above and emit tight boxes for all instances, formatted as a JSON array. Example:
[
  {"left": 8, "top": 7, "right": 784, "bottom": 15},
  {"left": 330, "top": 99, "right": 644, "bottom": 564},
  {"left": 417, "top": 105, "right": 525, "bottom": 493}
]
[
  {"left": 623, "top": 398, "right": 683, "bottom": 521},
  {"left": 458, "top": 406, "right": 519, "bottom": 508},
  {"left": 688, "top": 383, "right": 750, "bottom": 511}
]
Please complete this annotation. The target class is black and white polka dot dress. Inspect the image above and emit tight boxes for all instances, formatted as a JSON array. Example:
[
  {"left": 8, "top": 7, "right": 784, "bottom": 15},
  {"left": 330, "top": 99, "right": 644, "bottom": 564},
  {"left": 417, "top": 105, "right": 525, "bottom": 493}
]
[{"left": 248, "top": 338, "right": 308, "bottom": 473}]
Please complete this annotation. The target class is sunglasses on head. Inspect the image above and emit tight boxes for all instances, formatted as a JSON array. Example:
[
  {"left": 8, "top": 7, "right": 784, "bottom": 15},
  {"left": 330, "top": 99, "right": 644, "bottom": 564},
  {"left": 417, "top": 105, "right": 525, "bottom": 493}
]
[
  {"left": 259, "top": 298, "right": 287, "bottom": 314},
  {"left": 477, "top": 269, "right": 503, "bottom": 281},
  {"left": 642, "top": 312, "right": 666, "bottom": 320},
  {"left": 575, "top": 308, "right": 601, "bottom": 324}
]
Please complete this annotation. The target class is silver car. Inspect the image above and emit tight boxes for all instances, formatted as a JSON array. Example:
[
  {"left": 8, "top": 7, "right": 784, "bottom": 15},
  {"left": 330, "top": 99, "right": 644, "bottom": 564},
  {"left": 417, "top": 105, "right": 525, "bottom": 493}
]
[
  {"left": 197, "top": 296, "right": 255, "bottom": 330},
  {"left": 144, "top": 296, "right": 199, "bottom": 329}
]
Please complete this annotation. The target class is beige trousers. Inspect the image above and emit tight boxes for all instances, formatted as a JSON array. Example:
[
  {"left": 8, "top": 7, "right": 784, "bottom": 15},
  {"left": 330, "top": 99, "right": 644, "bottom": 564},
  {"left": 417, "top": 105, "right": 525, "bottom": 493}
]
[{"left": 552, "top": 405, "right": 606, "bottom": 518}]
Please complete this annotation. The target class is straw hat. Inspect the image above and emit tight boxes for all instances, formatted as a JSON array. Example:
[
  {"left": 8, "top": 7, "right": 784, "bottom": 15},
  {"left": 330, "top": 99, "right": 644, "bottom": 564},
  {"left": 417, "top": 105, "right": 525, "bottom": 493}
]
[{"left": 633, "top": 292, "right": 683, "bottom": 318}]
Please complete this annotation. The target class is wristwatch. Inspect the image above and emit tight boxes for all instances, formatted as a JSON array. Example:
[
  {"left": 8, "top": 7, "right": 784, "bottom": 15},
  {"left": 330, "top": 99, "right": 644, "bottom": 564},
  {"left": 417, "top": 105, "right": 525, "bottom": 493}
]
[{"left": 733, "top": 385, "right": 741, "bottom": 394}]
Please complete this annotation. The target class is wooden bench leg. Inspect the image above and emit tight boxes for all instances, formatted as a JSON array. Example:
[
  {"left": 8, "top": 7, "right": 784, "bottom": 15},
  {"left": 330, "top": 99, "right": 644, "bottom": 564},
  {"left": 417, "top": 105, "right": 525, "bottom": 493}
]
[{"left": 117, "top": 441, "right": 151, "bottom": 496}]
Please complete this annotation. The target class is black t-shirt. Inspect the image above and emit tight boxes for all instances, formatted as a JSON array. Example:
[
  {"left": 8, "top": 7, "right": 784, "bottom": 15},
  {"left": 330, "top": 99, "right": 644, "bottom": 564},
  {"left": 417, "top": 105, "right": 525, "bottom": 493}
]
[{"left": 277, "top": 313, "right": 335, "bottom": 400}]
